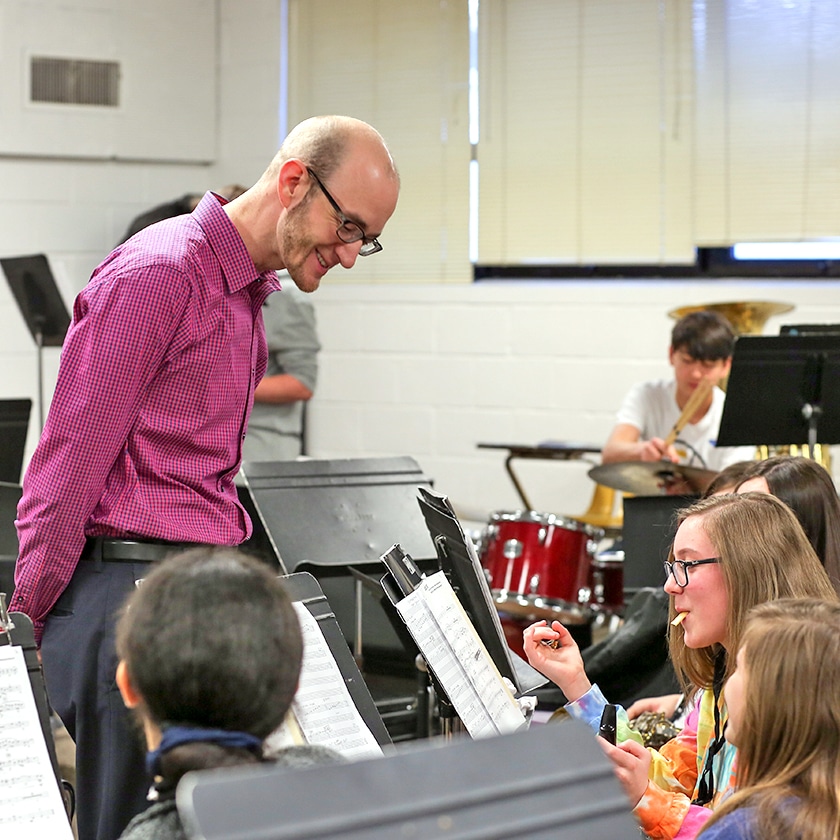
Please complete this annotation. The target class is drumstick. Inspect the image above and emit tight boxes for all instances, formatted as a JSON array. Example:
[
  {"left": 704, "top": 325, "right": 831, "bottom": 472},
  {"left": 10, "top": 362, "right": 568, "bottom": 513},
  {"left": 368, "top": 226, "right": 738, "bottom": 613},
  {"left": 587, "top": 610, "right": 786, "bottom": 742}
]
[{"left": 663, "top": 378, "right": 714, "bottom": 449}]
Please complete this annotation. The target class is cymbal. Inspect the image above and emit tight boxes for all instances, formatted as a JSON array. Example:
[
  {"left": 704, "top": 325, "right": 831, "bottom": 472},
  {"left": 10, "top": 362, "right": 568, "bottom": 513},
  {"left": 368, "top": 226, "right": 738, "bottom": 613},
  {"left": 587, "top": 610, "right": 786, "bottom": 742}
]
[{"left": 588, "top": 461, "right": 718, "bottom": 497}]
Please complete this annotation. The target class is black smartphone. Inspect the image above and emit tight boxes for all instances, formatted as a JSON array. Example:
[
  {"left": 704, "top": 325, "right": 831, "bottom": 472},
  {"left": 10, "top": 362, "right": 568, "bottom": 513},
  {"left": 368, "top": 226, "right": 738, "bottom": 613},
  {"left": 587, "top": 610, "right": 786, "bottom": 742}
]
[{"left": 599, "top": 703, "right": 617, "bottom": 745}]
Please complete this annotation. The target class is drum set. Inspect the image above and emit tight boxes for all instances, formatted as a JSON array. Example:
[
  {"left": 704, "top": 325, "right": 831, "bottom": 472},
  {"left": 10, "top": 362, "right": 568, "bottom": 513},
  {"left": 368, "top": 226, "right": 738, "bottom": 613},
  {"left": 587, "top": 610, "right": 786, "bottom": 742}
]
[
  {"left": 474, "top": 298, "right": 798, "bottom": 658},
  {"left": 476, "top": 508, "right": 620, "bottom": 656}
]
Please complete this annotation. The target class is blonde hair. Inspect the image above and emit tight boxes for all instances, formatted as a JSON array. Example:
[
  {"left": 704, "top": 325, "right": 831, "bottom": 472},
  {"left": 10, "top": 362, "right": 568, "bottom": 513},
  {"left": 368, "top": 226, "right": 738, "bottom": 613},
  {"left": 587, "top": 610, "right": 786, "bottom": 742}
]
[
  {"left": 667, "top": 493, "right": 837, "bottom": 691},
  {"left": 700, "top": 598, "right": 840, "bottom": 840}
]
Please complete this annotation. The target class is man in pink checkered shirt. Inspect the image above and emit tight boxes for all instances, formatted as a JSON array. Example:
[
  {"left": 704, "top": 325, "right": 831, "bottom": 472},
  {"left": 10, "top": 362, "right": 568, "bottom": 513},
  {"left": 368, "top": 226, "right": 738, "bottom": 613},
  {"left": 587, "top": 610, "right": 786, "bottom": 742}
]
[{"left": 13, "top": 115, "right": 399, "bottom": 840}]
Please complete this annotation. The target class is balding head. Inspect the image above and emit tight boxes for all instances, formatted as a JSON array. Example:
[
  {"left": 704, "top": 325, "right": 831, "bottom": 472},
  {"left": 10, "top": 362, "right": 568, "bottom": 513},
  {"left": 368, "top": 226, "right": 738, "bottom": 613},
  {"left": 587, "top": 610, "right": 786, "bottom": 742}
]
[
  {"left": 231, "top": 115, "right": 399, "bottom": 283},
  {"left": 263, "top": 115, "right": 399, "bottom": 187}
]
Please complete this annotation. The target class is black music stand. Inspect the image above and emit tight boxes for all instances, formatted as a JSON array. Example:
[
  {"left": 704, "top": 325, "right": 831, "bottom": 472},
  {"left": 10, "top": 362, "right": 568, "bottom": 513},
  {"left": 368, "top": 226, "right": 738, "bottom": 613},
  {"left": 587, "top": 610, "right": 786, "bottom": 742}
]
[
  {"left": 0, "top": 399, "right": 31, "bottom": 484},
  {"left": 238, "top": 457, "right": 439, "bottom": 739},
  {"left": 414, "top": 487, "right": 545, "bottom": 695},
  {"left": 717, "top": 334, "right": 840, "bottom": 449},
  {"left": 0, "top": 482, "right": 22, "bottom": 598},
  {"left": 238, "top": 457, "right": 437, "bottom": 574},
  {"left": 177, "top": 718, "right": 639, "bottom": 840},
  {"left": 1, "top": 255, "right": 71, "bottom": 431}
]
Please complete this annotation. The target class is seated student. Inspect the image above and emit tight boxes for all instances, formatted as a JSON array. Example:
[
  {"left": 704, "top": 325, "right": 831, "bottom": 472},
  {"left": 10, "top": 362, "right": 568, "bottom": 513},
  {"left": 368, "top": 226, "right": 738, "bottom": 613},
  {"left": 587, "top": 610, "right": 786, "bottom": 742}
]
[
  {"left": 625, "top": 459, "right": 757, "bottom": 723},
  {"left": 736, "top": 455, "right": 840, "bottom": 593},
  {"left": 631, "top": 455, "right": 840, "bottom": 724},
  {"left": 523, "top": 493, "right": 838, "bottom": 840},
  {"left": 114, "top": 547, "right": 343, "bottom": 840},
  {"left": 602, "top": 311, "right": 754, "bottom": 471},
  {"left": 698, "top": 598, "right": 840, "bottom": 840}
]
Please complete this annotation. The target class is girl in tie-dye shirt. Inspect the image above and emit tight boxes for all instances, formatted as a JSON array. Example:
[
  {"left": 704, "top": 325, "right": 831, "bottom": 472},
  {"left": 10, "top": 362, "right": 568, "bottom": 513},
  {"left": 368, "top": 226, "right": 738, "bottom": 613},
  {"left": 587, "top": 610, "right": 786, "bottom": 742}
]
[{"left": 524, "top": 493, "right": 836, "bottom": 839}]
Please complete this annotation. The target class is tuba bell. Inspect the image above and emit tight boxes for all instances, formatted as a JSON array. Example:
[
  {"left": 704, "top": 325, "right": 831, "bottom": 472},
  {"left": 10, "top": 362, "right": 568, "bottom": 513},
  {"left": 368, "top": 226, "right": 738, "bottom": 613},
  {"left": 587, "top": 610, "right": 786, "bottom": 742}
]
[{"left": 667, "top": 300, "right": 794, "bottom": 336}]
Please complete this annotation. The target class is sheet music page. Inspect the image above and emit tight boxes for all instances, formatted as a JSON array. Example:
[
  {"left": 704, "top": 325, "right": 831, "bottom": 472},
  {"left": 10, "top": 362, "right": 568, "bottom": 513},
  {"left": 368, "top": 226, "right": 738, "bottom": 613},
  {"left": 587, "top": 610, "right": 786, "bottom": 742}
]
[
  {"left": 0, "top": 645, "right": 73, "bottom": 840},
  {"left": 396, "top": 571, "right": 526, "bottom": 738},
  {"left": 267, "top": 604, "right": 383, "bottom": 761}
]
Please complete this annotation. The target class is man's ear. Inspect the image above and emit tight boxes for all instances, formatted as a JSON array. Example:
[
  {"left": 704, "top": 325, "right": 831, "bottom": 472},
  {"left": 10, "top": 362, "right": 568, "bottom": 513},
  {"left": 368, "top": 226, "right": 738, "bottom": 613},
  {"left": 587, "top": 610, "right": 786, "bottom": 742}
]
[
  {"left": 668, "top": 345, "right": 676, "bottom": 366},
  {"left": 276, "top": 158, "right": 309, "bottom": 210},
  {"left": 116, "top": 660, "right": 141, "bottom": 709}
]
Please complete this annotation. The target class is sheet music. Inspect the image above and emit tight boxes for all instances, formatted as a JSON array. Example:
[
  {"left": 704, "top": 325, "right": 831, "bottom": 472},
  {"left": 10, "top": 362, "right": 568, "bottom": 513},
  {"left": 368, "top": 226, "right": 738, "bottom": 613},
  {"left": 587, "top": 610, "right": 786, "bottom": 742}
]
[
  {"left": 396, "top": 570, "right": 526, "bottom": 738},
  {"left": 0, "top": 645, "right": 73, "bottom": 840},
  {"left": 266, "top": 604, "right": 383, "bottom": 761},
  {"left": 417, "top": 487, "right": 531, "bottom": 693}
]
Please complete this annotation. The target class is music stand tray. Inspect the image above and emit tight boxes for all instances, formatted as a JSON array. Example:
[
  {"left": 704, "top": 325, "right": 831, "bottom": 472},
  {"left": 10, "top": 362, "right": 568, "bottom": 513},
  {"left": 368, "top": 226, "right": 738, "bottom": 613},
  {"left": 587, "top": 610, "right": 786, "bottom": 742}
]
[
  {"left": 1, "top": 255, "right": 71, "bottom": 348},
  {"left": 239, "top": 457, "right": 437, "bottom": 573},
  {"left": 717, "top": 334, "right": 840, "bottom": 447},
  {"left": 177, "top": 718, "right": 639, "bottom": 840},
  {"left": 1, "top": 254, "right": 71, "bottom": 430}
]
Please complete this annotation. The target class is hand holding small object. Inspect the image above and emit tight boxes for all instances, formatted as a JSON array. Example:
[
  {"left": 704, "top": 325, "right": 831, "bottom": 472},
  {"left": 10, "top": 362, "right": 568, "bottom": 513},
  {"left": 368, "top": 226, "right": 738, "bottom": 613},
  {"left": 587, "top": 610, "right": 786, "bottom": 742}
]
[{"left": 522, "top": 619, "right": 592, "bottom": 702}]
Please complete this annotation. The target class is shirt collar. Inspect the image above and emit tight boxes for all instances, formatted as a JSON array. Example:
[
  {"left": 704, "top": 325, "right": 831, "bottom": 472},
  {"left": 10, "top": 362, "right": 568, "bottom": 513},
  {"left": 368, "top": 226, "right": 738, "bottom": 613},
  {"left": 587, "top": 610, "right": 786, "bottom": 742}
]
[{"left": 193, "top": 192, "right": 280, "bottom": 295}]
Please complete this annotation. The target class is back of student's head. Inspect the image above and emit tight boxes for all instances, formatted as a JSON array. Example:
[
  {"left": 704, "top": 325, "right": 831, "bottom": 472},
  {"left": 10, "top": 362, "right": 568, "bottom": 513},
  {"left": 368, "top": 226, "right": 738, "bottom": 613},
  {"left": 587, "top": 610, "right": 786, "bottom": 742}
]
[
  {"left": 668, "top": 492, "right": 836, "bottom": 688},
  {"left": 670, "top": 310, "right": 736, "bottom": 361},
  {"left": 736, "top": 455, "right": 840, "bottom": 592},
  {"left": 702, "top": 459, "right": 757, "bottom": 498},
  {"left": 116, "top": 547, "right": 302, "bottom": 739},
  {"left": 701, "top": 598, "right": 840, "bottom": 840}
]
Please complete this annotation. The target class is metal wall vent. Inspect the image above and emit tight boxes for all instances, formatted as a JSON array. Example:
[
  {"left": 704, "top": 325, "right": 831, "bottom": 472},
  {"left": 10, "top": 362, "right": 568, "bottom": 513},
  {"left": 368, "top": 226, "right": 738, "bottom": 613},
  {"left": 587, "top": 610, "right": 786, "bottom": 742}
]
[{"left": 30, "top": 56, "right": 120, "bottom": 107}]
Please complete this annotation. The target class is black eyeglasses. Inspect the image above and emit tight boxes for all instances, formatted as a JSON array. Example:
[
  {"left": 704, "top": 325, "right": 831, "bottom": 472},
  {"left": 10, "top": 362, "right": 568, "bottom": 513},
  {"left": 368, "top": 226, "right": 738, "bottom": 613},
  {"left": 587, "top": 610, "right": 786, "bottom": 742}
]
[
  {"left": 306, "top": 168, "right": 382, "bottom": 256},
  {"left": 663, "top": 557, "right": 719, "bottom": 587}
]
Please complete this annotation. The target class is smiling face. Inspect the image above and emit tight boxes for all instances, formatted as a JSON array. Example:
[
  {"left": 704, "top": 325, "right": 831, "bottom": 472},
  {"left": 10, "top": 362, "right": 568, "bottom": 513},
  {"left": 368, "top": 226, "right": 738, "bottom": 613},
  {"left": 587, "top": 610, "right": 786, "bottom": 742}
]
[
  {"left": 665, "top": 514, "right": 730, "bottom": 649},
  {"left": 280, "top": 146, "right": 399, "bottom": 293}
]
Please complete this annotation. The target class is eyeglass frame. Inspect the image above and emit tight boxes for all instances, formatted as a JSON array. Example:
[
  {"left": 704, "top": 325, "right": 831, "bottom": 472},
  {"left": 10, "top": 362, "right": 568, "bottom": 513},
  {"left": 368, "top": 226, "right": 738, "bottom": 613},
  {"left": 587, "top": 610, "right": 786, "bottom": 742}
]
[
  {"left": 663, "top": 557, "right": 720, "bottom": 587},
  {"left": 305, "top": 167, "right": 383, "bottom": 256}
]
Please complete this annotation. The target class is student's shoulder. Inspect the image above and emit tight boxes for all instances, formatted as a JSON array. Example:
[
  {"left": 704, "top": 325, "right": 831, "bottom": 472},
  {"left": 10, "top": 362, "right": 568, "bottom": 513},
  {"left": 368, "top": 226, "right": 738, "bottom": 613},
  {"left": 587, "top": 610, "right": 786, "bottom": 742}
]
[
  {"left": 698, "top": 807, "right": 756, "bottom": 840},
  {"left": 118, "top": 800, "right": 185, "bottom": 840}
]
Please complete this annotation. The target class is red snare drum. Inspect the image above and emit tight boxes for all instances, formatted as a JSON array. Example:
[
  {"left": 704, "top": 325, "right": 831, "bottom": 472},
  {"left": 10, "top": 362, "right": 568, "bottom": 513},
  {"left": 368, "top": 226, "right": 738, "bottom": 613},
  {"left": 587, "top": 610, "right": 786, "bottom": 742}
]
[
  {"left": 479, "top": 510, "right": 603, "bottom": 619},
  {"left": 588, "top": 555, "right": 624, "bottom": 615}
]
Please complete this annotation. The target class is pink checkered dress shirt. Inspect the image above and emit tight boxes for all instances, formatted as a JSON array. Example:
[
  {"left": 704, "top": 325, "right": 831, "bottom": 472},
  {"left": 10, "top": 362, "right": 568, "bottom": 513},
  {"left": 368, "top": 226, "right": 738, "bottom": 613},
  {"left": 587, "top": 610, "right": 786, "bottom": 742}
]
[{"left": 13, "top": 193, "right": 280, "bottom": 641}]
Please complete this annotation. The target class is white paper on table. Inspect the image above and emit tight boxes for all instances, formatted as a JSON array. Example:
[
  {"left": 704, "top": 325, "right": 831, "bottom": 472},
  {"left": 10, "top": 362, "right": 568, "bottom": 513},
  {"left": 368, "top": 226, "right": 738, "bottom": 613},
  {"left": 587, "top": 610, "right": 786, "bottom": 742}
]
[
  {"left": 266, "top": 604, "right": 383, "bottom": 761},
  {"left": 0, "top": 645, "right": 73, "bottom": 840},
  {"left": 395, "top": 570, "right": 526, "bottom": 738}
]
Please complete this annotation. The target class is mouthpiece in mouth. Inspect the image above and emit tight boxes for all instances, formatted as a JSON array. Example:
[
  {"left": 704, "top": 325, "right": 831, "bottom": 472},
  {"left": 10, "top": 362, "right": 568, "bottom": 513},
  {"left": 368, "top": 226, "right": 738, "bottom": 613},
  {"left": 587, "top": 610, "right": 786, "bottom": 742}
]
[{"left": 671, "top": 611, "right": 688, "bottom": 627}]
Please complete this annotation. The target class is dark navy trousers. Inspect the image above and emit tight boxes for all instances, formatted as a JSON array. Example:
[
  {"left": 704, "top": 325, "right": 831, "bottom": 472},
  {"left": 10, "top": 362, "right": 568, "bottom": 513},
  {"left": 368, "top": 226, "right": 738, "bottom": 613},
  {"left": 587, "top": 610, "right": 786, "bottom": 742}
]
[{"left": 41, "top": 559, "right": 153, "bottom": 840}]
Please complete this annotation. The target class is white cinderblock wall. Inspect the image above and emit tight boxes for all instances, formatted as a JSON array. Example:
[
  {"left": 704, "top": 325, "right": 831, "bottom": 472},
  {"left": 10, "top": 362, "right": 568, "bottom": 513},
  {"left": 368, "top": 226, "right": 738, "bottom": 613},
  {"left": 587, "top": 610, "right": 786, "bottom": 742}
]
[
  {"left": 2, "top": 0, "right": 840, "bottom": 535},
  {"left": 305, "top": 279, "right": 840, "bottom": 527}
]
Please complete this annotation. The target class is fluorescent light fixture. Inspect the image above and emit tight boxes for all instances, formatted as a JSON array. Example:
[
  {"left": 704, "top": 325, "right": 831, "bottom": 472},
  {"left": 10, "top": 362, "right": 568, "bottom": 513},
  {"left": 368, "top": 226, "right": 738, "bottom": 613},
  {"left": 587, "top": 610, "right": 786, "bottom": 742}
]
[{"left": 733, "top": 241, "right": 840, "bottom": 260}]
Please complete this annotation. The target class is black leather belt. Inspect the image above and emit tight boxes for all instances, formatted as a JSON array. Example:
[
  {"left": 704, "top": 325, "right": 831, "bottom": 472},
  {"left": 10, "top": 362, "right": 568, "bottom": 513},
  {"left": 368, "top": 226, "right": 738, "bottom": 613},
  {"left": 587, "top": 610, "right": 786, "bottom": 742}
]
[{"left": 81, "top": 537, "right": 202, "bottom": 564}]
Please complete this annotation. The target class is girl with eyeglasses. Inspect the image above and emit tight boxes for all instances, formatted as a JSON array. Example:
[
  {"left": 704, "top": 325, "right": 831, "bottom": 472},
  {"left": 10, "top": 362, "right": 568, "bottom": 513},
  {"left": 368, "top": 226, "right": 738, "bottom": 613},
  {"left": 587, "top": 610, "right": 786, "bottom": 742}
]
[
  {"left": 523, "top": 492, "right": 837, "bottom": 839},
  {"left": 698, "top": 598, "right": 840, "bottom": 840}
]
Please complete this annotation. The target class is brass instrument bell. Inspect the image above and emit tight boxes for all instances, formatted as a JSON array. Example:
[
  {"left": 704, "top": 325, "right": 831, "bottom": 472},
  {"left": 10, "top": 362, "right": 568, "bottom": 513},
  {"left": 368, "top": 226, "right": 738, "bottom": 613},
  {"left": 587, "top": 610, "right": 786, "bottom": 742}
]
[{"left": 667, "top": 300, "right": 794, "bottom": 336}]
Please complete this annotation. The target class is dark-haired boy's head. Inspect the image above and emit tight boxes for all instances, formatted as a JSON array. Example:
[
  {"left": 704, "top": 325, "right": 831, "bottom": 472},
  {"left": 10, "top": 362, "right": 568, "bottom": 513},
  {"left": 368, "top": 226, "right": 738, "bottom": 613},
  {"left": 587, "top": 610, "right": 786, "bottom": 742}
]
[
  {"left": 115, "top": 547, "right": 302, "bottom": 739},
  {"left": 671, "top": 310, "right": 736, "bottom": 362}
]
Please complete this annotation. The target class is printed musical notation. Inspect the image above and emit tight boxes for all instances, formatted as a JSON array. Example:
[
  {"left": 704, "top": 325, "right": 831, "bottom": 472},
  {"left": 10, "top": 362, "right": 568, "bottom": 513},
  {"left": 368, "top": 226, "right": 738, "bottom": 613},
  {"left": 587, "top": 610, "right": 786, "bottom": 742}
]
[
  {"left": 264, "top": 605, "right": 383, "bottom": 761},
  {"left": 0, "top": 645, "right": 73, "bottom": 840},
  {"left": 395, "top": 570, "right": 526, "bottom": 739}
]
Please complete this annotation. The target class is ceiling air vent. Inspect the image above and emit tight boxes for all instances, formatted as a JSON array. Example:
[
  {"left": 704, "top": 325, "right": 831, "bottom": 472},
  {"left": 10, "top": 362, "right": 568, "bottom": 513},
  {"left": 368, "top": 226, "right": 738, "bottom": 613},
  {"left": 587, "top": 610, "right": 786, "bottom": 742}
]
[{"left": 30, "top": 56, "right": 120, "bottom": 107}]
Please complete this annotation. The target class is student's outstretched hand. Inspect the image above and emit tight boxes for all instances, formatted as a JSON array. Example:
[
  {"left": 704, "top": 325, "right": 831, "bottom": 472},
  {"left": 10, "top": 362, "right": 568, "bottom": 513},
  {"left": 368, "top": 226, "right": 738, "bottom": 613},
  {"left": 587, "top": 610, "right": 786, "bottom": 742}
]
[
  {"left": 522, "top": 619, "right": 592, "bottom": 702},
  {"left": 626, "top": 693, "right": 682, "bottom": 721},
  {"left": 597, "top": 735, "right": 651, "bottom": 809}
]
